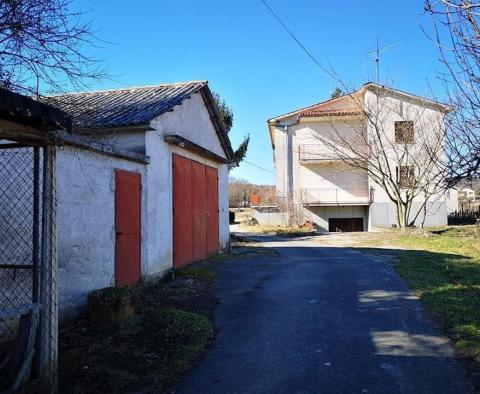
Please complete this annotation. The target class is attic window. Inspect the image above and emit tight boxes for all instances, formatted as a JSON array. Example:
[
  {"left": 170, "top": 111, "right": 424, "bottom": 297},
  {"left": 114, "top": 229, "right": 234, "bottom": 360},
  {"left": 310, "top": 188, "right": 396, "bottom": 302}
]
[{"left": 395, "top": 121, "right": 414, "bottom": 144}]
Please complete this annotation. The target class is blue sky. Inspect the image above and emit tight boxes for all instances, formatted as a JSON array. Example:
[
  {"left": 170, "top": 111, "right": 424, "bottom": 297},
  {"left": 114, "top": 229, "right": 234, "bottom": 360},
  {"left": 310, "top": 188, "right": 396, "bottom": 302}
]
[{"left": 74, "top": 0, "right": 442, "bottom": 185}]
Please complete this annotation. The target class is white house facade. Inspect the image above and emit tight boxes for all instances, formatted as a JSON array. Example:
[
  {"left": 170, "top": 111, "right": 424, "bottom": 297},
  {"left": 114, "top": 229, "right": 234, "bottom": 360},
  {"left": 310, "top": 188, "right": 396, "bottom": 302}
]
[{"left": 267, "top": 83, "right": 453, "bottom": 232}]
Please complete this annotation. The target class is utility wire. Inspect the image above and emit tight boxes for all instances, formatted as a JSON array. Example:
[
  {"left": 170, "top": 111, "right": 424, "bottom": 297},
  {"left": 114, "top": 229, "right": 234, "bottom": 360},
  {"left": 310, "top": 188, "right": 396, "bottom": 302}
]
[
  {"left": 260, "top": 0, "right": 335, "bottom": 80},
  {"left": 243, "top": 159, "right": 275, "bottom": 173}
]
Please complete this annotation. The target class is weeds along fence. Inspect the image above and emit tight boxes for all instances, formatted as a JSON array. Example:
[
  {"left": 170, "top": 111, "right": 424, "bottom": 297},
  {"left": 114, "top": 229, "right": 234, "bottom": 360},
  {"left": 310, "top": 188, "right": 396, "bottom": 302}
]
[
  {"left": 0, "top": 144, "right": 58, "bottom": 390},
  {"left": 448, "top": 208, "right": 480, "bottom": 225}
]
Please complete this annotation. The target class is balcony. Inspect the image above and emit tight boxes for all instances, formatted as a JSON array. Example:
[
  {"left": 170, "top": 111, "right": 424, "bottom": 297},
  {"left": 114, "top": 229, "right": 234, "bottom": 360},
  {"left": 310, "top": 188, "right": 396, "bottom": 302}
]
[
  {"left": 301, "top": 187, "right": 374, "bottom": 206},
  {"left": 298, "top": 144, "right": 367, "bottom": 164}
]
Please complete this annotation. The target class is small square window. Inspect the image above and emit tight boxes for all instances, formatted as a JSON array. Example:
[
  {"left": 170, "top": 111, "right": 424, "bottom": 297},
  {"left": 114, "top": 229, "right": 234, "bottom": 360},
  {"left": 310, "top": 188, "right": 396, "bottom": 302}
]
[
  {"left": 395, "top": 121, "right": 414, "bottom": 144},
  {"left": 397, "top": 165, "right": 416, "bottom": 187}
]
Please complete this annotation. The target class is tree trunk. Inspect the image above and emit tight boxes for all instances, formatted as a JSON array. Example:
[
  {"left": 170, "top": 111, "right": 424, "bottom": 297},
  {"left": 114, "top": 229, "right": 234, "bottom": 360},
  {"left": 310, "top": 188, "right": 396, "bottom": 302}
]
[{"left": 396, "top": 202, "right": 408, "bottom": 229}]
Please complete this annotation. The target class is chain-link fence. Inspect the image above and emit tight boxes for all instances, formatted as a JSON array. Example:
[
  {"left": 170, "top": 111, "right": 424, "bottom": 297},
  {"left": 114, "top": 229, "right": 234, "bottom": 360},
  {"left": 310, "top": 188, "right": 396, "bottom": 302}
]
[
  {"left": 0, "top": 144, "right": 58, "bottom": 391},
  {"left": 0, "top": 147, "right": 37, "bottom": 339}
]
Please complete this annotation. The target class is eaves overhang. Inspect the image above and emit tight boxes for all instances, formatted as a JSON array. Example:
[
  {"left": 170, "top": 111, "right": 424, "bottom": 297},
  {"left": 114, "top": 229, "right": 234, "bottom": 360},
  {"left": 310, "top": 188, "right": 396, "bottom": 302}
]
[{"left": 164, "top": 134, "right": 229, "bottom": 164}]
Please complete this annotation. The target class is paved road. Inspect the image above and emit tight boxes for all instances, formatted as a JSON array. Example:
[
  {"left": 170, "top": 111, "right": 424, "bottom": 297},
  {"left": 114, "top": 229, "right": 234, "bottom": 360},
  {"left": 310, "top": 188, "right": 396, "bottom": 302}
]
[{"left": 175, "top": 234, "right": 475, "bottom": 394}]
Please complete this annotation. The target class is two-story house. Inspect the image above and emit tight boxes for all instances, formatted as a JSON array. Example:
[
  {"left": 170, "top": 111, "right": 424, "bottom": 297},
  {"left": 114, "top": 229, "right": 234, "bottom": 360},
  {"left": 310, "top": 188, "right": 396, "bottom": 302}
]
[{"left": 267, "top": 82, "right": 453, "bottom": 232}]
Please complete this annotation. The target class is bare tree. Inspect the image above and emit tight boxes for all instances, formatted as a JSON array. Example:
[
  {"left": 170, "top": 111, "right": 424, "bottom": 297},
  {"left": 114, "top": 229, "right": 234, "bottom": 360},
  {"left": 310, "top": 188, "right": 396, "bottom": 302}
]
[
  {"left": 276, "top": 191, "right": 305, "bottom": 227},
  {"left": 229, "top": 177, "right": 250, "bottom": 208},
  {"left": 424, "top": 0, "right": 480, "bottom": 184},
  {"left": 0, "top": 0, "right": 106, "bottom": 94},
  {"left": 309, "top": 85, "right": 449, "bottom": 228}
]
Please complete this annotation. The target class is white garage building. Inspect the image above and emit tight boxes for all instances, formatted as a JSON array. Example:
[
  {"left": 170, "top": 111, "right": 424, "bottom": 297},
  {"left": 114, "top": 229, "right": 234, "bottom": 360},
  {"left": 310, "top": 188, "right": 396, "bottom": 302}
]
[{"left": 47, "top": 81, "right": 235, "bottom": 320}]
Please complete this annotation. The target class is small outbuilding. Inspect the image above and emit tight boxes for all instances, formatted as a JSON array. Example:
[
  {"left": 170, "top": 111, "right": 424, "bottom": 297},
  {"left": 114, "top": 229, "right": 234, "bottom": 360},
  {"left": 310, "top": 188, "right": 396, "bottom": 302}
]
[
  {"left": 53, "top": 81, "right": 235, "bottom": 320},
  {"left": 0, "top": 81, "right": 235, "bottom": 388},
  {"left": 0, "top": 81, "right": 235, "bottom": 321}
]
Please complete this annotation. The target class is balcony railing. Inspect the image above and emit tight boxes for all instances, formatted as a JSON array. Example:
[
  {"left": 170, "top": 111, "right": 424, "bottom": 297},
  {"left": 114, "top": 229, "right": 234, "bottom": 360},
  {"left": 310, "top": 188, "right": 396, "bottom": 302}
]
[
  {"left": 301, "top": 187, "right": 374, "bottom": 206},
  {"left": 298, "top": 144, "right": 367, "bottom": 164}
]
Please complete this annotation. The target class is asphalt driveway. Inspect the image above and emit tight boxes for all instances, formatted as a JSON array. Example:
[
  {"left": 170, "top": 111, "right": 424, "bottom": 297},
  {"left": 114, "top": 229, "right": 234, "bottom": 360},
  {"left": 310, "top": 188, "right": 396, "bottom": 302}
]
[{"left": 175, "top": 233, "right": 475, "bottom": 394}]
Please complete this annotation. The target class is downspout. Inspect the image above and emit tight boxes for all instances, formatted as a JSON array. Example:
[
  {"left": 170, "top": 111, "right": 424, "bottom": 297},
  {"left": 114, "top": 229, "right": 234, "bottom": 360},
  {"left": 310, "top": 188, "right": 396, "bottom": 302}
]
[{"left": 274, "top": 119, "right": 297, "bottom": 226}]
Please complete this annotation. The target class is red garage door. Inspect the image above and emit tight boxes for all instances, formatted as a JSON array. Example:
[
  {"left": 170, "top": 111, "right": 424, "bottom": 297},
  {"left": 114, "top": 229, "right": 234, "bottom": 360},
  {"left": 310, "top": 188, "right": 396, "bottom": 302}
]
[
  {"left": 192, "top": 160, "right": 207, "bottom": 261},
  {"left": 173, "top": 154, "right": 219, "bottom": 268},
  {"left": 115, "top": 170, "right": 142, "bottom": 286}
]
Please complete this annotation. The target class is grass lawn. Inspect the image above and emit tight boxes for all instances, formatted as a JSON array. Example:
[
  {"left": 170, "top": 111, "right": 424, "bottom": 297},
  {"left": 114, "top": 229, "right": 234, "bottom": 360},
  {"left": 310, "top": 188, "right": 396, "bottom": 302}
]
[
  {"left": 59, "top": 264, "right": 217, "bottom": 393},
  {"left": 360, "top": 226, "right": 480, "bottom": 363}
]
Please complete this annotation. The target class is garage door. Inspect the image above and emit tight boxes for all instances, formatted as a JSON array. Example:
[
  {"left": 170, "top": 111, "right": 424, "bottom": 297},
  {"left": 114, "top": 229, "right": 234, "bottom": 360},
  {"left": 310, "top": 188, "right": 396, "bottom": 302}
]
[
  {"left": 173, "top": 154, "right": 219, "bottom": 268},
  {"left": 329, "top": 218, "right": 364, "bottom": 232}
]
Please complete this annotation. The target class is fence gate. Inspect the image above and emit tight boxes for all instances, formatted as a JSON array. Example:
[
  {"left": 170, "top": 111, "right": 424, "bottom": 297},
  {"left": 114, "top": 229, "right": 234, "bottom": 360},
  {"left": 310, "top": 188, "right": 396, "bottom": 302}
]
[{"left": 0, "top": 144, "right": 57, "bottom": 391}]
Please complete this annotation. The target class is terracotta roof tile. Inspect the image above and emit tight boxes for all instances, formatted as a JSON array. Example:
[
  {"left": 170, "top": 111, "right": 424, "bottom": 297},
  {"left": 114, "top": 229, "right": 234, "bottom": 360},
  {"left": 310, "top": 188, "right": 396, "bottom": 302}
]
[{"left": 298, "top": 94, "right": 362, "bottom": 118}]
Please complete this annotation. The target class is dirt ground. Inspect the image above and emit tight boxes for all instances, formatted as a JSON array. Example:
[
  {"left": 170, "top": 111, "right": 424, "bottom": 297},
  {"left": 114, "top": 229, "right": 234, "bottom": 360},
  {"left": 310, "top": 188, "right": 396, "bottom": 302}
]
[
  {"left": 58, "top": 263, "right": 218, "bottom": 394},
  {"left": 230, "top": 207, "right": 256, "bottom": 224},
  {"left": 309, "top": 230, "right": 403, "bottom": 248}
]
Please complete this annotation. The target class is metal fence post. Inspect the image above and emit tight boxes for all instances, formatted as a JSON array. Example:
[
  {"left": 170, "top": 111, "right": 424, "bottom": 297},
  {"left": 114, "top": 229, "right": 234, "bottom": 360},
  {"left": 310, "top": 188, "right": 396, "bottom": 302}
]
[
  {"left": 38, "top": 145, "right": 58, "bottom": 392},
  {"left": 32, "top": 147, "right": 40, "bottom": 303}
]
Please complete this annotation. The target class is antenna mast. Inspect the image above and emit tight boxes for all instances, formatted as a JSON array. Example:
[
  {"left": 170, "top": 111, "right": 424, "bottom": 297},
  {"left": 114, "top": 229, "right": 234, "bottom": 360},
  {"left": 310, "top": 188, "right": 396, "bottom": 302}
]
[{"left": 368, "top": 36, "right": 401, "bottom": 84}]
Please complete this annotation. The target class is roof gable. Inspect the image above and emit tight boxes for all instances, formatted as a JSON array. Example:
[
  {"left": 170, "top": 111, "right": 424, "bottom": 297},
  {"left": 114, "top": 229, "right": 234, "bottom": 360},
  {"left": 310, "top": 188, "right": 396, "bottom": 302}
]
[
  {"left": 43, "top": 81, "right": 236, "bottom": 163},
  {"left": 268, "top": 83, "right": 448, "bottom": 123}
]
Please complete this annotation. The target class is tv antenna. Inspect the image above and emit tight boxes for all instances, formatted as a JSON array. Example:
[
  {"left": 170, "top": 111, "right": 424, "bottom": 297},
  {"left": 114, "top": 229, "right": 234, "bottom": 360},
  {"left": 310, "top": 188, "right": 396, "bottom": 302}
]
[{"left": 368, "top": 36, "right": 401, "bottom": 84}]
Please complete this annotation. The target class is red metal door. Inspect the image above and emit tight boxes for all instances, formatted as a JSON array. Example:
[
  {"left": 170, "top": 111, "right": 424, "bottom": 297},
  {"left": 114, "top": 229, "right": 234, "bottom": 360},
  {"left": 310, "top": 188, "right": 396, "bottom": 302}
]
[
  {"left": 191, "top": 161, "right": 207, "bottom": 261},
  {"left": 115, "top": 170, "right": 141, "bottom": 286},
  {"left": 205, "top": 166, "right": 219, "bottom": 255},
  {"left": 173, "top": 154, "right": 193, "bottom": 268}
]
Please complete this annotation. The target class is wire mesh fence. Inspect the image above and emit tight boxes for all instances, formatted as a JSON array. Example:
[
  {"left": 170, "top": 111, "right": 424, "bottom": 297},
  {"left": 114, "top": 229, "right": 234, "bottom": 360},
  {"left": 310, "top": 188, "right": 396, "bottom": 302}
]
[
  {"left": 0, "top": 144, "right": 58, "bottom": 390},
  {"left": 0, "top": 147, "right": 37, "bottom": 340}
]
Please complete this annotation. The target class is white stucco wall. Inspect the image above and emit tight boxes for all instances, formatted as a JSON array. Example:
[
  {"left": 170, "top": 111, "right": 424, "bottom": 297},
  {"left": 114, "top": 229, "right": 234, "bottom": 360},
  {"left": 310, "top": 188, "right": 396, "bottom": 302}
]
[
  {"left": 56, "top": 146, "right": 146, "bottom": 322},
  {"left": 152, "top": 92, "right": 227, "bottom": 159},
  {"left": 363, "top": 89, "right": 448, "bottom": 204},
  {"left": 446, "top": 188, "right": 459, "bottom": 213},
  {"left": 274, "top": 118, "right": 369, "bottom": 200},
  {"left": 56, "top": 91, "right": 230, "bottom": 321},
  {"left": 84, "top": 130, "right": 147, "bottom": 154}
]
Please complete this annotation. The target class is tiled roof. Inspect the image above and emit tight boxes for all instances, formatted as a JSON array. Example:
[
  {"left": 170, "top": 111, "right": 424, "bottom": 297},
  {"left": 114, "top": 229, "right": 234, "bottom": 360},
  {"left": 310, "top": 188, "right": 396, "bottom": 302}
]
[
  {"left": 297, "top": 94, "right": 362, "bottom": 118},
  {"left": 300, "top": 109, "right": 362, "bottom": 117},
  {"left": 269, "top": 83, "right": 449, "bottom": 123},
  {"left": 44, "top": 81, "right": 207, "bottom": 130}
]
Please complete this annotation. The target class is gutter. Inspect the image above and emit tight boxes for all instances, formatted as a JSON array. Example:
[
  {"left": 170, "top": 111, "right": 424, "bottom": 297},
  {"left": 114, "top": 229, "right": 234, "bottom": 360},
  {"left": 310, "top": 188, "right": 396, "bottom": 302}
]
[{"left": 267, "top": 119, "right": 298, "bottom": 150}]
